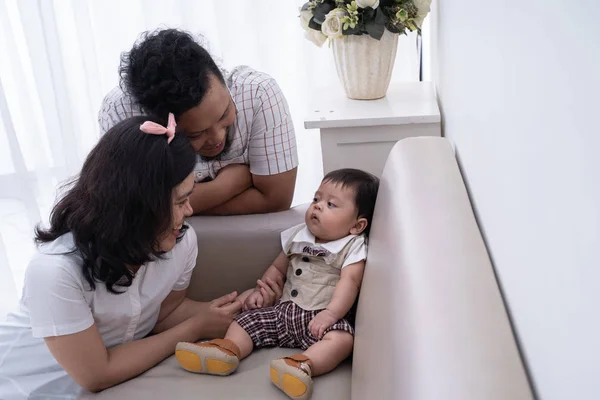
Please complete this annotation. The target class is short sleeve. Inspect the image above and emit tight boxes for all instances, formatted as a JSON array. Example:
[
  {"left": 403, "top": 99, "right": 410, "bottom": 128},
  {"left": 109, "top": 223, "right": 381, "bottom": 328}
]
[
  {"left": 341, "top": 236, "right": 368, "bottom": 269},
  {"left": 23, "top": 256, "right": 94, "bottom": 338},
  {"left": 172, "top": 228, "right": 199, "bottom": 291},
  {"left": 98, "top": 86, "right": 145, "bottom": 135},
  {"left": 246, "top": 75, "right": 298, "bottom": 176}
]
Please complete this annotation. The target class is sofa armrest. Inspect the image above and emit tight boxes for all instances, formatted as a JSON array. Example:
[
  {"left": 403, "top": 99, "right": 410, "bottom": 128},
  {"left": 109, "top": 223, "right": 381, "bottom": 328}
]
[
  {"left": 185, "top": 205, "right": 308, "bottom": 302},
  {"left": 352, "top": 138, "right": 533, "bottom": 399}
]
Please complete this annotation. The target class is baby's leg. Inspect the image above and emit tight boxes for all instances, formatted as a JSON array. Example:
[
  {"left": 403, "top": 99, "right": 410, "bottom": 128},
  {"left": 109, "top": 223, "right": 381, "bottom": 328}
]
[
  {"left": 176, "top": 305, "right": 281, "bottom": 376},
  {"left": 303, "top": 330, "right": 354, "bottom": 376},
  {"left": 224, "top": 321, "right": 253, "bottom": 360},
  {"left": 269, "top": 330, "right": 354, "bottom": 399},
  {"left": 176, "top": 328, "right": 243, "bottom": 376}
]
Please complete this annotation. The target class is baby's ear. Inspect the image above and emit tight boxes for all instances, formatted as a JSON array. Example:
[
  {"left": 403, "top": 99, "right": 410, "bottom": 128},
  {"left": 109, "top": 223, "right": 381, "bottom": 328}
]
[{"left": 350, "top": 218, "right": 368, "bottom": 235}]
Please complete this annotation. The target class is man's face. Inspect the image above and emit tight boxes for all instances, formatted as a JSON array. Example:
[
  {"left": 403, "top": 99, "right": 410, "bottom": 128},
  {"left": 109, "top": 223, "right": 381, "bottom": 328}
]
[{"left": 177, "top": 74, "right": 236, "bottom": 158}]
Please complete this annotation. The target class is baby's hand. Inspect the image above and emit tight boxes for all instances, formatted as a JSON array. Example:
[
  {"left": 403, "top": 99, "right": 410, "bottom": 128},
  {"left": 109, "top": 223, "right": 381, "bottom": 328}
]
[
  {"left": 242, "top": 277, "right": 284, "bottom": 311},
  {"left": 309, "top": 309, "right": 339, "bottom": 339},
  {"left": 243, "top": 289, "right": 263, "bottom": 311},
  {"left": 256, "top": 277, "right": 284, "bottom": 308}
]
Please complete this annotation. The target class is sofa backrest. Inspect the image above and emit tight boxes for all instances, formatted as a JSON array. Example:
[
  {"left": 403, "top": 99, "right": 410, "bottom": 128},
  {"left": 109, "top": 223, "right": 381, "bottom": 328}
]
[
  {"left": 352, "top": 137, "right": 533, "bottom": 400},
  {"left": 186, "top": 206, "right": 307, "bottom": 302}
]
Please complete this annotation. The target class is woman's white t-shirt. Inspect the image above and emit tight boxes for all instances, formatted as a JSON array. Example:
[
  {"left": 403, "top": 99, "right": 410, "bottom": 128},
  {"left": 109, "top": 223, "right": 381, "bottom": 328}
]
[{"left": 0, "top": 229, "right": 198, "bottom": 400}]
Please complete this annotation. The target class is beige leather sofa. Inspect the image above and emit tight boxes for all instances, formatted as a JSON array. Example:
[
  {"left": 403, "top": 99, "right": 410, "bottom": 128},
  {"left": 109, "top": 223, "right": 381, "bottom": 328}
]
[{"left": 85, "top": 137, "right": 534, "bottom": 399}]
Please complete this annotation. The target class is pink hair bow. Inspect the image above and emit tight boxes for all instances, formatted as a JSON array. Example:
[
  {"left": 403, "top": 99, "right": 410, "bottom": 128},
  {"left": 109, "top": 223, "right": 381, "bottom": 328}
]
[{"left": 139, "top": 113, "right": 176, "bottom": 144}]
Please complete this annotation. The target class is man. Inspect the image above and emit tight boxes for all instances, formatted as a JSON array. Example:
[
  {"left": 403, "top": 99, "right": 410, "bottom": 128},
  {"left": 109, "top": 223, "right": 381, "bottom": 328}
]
[{"left": 98, "top": 29, "right": 298, "bottom": 215}]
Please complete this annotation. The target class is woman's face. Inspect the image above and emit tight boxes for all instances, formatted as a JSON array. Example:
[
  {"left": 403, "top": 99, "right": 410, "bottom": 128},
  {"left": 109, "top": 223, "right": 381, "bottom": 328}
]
[
  {"left": 177, "top": 74, "right": 237, "bottom": 159},
  {"left": 157, "top": 172, "right": 195, "bottom": 252}
]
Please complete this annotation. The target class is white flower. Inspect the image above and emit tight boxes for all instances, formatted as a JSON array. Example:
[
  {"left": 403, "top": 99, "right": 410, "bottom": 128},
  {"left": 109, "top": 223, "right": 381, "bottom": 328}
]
[
  {"left": 412, "top": 0, "right": 432, "bottom": 28},
  {"left": 304, "top": 29, "right": 327, "bottom": 47},
  {"left": 321, "top": 9, "right": 346, "bottom": 39},
  {"left": 299, "top": 9, "right": 312, "bottom": 31},
  {"left": 355, "top": 0, "right": 380, "bottom": 9}
]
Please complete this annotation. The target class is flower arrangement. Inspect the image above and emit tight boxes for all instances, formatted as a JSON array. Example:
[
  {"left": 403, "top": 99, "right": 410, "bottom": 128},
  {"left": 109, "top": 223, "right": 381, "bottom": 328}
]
[{"left": 300, "top": 0, "right": 432, "bottom": 47}]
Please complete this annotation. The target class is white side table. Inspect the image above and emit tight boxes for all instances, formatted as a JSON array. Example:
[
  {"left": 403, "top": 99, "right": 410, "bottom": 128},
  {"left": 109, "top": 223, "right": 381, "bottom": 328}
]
[{"left": 304, "top": 82, "right": 441, "bottom": 178}]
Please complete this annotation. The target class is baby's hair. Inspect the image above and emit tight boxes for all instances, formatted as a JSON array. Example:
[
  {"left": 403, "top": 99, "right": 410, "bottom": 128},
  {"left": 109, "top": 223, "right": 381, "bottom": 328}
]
[{"left": 322, "top": 168, "right": 380, "bottom": 235}]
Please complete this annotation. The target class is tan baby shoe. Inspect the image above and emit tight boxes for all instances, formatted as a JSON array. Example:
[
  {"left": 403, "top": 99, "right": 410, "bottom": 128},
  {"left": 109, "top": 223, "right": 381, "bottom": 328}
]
[
  {"left": 270, "top": 354, "right": 314, "bottom": 400},
  {"left": 175, "top": 338, "right": 241, "bottom": 376}
]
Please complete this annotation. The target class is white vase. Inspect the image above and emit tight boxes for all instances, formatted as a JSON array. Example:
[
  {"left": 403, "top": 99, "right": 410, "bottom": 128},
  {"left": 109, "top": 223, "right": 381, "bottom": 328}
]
[{"left": 332, "top": 29, "right": 399, "bottom": 100}]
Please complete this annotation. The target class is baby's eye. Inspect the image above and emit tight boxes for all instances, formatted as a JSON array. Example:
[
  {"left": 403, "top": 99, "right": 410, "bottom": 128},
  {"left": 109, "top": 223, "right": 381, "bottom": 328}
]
[
  {"left": 312, "top": 197, "right": 318, "bottom": 203},
  {"left": 327, "top": 202, "right": 336, "bottom": 208}
]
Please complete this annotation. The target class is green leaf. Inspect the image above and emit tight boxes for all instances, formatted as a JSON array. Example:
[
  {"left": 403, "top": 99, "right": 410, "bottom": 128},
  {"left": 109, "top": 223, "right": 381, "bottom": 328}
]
[
  {"left": 362, "top": 6, "right": 375, "bottom": 22},
  {"left": 347, "top": 1, "right": 358, "bottom": 13},
  {"left": 308, "top": 17, "right": 322, "bottom": 30},
  {"left": 397, "top": 9, "right": 408, "bottom": 21},
  {"left": 312, "top": 2, "right": 335, "bottom": 24},
  {"left": 364, "top": 7, "right": 387, "bottom": 40},
  {"left": 365, "top": 22, "right": 385, "bottom": 40},
  {"left": 375, "top": 6, "right": 388, "bottom": 23},
  {"left": 385, "top": 22, "right": 403, "bottom": 34},
  {"left": 343, "top": 25, "right": 362, "bottom": 35}
]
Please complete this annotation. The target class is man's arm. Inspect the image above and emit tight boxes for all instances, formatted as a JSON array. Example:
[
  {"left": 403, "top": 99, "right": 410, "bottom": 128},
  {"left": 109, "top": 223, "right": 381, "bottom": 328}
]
[
  {"left": 98, "top": 86, "right": 145, "bottom": 135},
  {"left": 201, "top": 70, "right": 298, "bottom": 216},
  {"left": 189, "top": 164, "right": 253, "bottom": 214},
  {"left": 201, "top": 168, "right": 297, "bottom": 215}
]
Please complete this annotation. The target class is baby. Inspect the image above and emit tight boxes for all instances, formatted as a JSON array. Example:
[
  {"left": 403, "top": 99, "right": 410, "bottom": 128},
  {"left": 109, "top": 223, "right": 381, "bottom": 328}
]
[{"left": 175, "top": 168, "right": 379, "bottom": 400}]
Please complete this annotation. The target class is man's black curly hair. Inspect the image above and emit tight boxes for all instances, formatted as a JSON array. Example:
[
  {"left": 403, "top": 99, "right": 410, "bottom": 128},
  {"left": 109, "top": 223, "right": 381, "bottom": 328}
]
[{"left": 119, "top": 29, "right": 225, "bottom": 118}]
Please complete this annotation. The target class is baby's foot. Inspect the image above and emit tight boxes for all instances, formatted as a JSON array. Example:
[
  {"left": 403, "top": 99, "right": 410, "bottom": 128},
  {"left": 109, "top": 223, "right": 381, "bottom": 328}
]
[
  {"left": 175, "top": 338, "right": 241, "bottom": 376},
  {"left": 270, "top": 354, "right": 314, "bottom": 400}
]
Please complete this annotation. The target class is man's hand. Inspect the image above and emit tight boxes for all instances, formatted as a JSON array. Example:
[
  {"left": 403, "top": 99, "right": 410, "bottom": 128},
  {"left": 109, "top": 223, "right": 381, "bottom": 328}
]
[
  {"left": 308, "top": 309, "right": 339, "bottom": 339},
  {"left": 201, "top": 168, "right": 297, "bottom": 215}
]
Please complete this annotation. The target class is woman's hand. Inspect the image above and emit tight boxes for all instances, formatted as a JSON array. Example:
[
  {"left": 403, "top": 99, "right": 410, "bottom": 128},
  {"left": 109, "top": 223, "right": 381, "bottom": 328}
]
[{"left": 192, "top": 291, "right": 242, "bottom": 339}]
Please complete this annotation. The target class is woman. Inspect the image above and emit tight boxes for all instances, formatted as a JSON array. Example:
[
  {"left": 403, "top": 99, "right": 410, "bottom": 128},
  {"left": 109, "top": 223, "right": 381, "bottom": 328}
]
[{"left": 0, "top": 115, "right": 243, "bottom": 399}]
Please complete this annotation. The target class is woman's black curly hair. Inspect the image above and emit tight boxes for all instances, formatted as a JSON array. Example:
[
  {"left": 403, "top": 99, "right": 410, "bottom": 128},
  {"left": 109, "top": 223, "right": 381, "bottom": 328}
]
[
  {"left": 35, "top": 116, "right": 197, "bottom": 294},
  {"left": 119, "top": 28, "right": 225, "bottom": 118}
]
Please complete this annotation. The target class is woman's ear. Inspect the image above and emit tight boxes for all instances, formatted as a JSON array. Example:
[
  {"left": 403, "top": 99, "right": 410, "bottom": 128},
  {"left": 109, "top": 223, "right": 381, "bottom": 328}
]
[{"left": 350, "top": 217, "right": 368, "bottom": 235}]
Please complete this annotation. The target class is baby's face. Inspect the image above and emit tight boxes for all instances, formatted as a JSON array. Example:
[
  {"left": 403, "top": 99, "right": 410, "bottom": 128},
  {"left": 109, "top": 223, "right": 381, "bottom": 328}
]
[{"left": 305, "top": 180, "right": 364, "bottom": 242}]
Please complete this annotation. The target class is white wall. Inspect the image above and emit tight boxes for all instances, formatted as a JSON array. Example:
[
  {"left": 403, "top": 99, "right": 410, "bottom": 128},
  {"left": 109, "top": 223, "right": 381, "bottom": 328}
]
[{"left": 433, "top": 1, "right": 600, "bottom": 399}]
